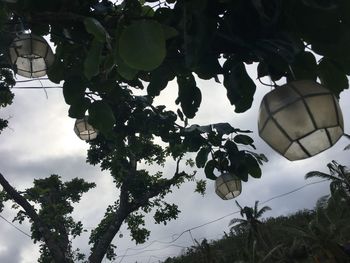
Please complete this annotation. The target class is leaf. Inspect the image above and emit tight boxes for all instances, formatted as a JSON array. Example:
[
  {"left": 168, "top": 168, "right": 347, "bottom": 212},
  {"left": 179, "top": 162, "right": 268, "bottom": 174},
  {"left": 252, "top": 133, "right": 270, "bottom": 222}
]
[
  {"left": 116, "top": 57, "right": 139, "bottom": 80},
  {"left": 224, "top": 140, "right": 238, "bottom": 155},
  {"left": 47, "top": 58, "right": 64, "bottom": 84},
  {"left": 68, "top": 98, "right": 91, "bottom": 119},
  {"left": 84, "top": 38, "right": 103, "bottom": 80},
  {"left": 213, "top": 123, "right": 235, "bottom": 135},
  {"left": 176, "top": 74, "right": 202, "bottom": 118},
  {"left": 63, "top": 76, "right": 86, "bottom": 105},
  {"left": 119, "top": 19, "right": 166, "bottom": 71},
  {"left": 162, "top": 24, "right": 178, "bottom": 40},
  {"left": 245, "top": 154, "right": 261, "bottom": 178},
  {"left": 196, "top": 147, "right": 211, "bottom": 168},
  {"left": 317, "top": 58, "right": 349, "bottom": 97},
  {"left": 288, "top": 51, "right": 317, "bottom": 81},
  {"left": 234, "top": 134, "right": 254, "bottom": 146},
  {"left": 84, "top": 17, "right": 109, "bottom": 43},
  {"left": 147, "top": 64, "right": 175, "bottom": 96},
  {"left": 88, "top": 101, "right": 116, "bottom": 133},
  {"left": 223, "top": 59, "right": 256, "bottom": 113},
  {"left": 204, "top": 160, "right": 217, "bottom": 180}
]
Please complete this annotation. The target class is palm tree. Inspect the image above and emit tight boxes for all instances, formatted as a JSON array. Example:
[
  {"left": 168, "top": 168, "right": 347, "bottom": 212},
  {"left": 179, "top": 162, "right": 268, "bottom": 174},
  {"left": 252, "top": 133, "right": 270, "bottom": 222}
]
[
  {"left": 305, "top": 161, "right": 350, "bottom": 197},
  {"left": 229, "top": 200, "right": 271, "bottom": 254}
]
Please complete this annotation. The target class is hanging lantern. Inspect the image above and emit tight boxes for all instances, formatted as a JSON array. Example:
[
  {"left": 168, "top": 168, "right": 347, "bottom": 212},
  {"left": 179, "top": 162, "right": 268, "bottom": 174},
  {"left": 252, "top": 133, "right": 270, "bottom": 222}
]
[
  {"left": 215, "top": 173, "right": 242, "bottom": 200},
  {"left": 258, "top": 80, "right": 344, "bottom": 161},
  {"left": 74, "top": 116, "right": 98, "bottom": 141},
  {"left": 9, "top": 33, "right": 54, "bottom": 78}
]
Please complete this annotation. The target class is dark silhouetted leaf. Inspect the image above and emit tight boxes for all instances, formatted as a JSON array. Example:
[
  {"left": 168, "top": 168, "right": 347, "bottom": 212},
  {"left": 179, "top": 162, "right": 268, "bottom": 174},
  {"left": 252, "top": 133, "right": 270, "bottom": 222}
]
[
  {"left": 204, "top": 160, "right": 217, "bottom": 180},
  {"left": 196, "top": 147, "right": 211, "bottom": 168},
  {"left": 84, "top": 38, "right": 103, "bottom": 80},
  {"left": 223, "top": 59, "right": 256, "bottom": 113},
  {"left": 88, "top": 101, "right": 116, "bottom": 133}
]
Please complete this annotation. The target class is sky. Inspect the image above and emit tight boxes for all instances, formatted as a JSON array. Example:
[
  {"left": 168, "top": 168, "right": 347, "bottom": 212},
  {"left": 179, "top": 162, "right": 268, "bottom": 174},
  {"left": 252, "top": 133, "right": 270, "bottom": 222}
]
[{"left": 0, "top": 65, "right": 349, "bottom": 263}]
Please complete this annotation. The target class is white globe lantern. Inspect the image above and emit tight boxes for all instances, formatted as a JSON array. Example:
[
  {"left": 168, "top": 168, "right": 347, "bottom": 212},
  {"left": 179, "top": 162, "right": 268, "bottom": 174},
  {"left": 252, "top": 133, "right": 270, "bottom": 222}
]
[
  {"left": 74, "top": 116, "right": 98, "bottom": 141},
  {"left": 215, "top": 173, "right": 242, "bottom": 200},
  {"left": 258, "top": 80, "right": 344, "bottom": 161},
  {"left": 9, "top": 33, "right": 54, "bottom": 78}
]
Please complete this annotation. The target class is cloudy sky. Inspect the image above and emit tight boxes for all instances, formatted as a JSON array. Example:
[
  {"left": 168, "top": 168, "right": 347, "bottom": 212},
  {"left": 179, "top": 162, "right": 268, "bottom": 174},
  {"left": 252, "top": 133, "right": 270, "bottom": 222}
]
[{"left": 0, "top": 65, "right": 349, "bottom": 263}]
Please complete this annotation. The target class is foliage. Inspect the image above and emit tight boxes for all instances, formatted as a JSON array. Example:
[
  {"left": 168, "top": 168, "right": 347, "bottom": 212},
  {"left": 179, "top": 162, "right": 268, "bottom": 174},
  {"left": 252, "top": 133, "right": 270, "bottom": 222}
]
[
  {"left": 0, "top": 0, "right": 349, "bottom": 262},
  {"left": 164, "top": 195, "right": 350, "bottom": 263}
]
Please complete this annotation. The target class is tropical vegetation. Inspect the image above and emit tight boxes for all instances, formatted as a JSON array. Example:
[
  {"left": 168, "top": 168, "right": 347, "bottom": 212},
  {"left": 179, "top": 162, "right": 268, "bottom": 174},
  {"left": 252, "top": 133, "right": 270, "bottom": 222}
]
[{"left": 164, "top": 161, "right": 350, "bottom": 263}]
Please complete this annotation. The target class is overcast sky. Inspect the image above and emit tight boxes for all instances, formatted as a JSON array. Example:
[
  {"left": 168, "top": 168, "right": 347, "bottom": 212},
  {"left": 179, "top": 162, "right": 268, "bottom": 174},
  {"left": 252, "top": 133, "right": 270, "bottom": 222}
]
[{"left": 0, "top": 66, "right": 349, "bottom": 263}]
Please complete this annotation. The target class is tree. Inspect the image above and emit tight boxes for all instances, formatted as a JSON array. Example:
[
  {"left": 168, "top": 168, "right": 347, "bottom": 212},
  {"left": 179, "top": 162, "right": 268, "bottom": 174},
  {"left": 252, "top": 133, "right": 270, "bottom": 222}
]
[
  {"left": 229, "top": 200, "right": 271, "bottom": 253},
  {"left": 0, "top": 0, "right": 349, "bottom": 262},
  {"left": 305, "top": 161, "right": 350, "bottom": 197}
]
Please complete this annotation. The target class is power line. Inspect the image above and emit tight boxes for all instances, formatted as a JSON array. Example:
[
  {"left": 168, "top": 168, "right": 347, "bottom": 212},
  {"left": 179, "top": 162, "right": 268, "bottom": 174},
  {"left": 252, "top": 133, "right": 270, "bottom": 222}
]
[
  {"left": 15, "top": 78, "right": 50, "bottom": 83},
  {"left": 117, "top": 179, "right": 329, "bottom": 262},
  {"left": 12, "top": 86, "right": 62, "bottom": 89},
  {"left": 0, "top": 214, "right": 31, "bottom": 238}
]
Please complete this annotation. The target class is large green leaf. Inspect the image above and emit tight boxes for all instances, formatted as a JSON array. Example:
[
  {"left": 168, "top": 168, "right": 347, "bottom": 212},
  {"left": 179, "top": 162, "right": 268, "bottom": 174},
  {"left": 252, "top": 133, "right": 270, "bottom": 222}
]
[
  {"left": 317, "top": 58, "right": 349, "bottom": 97},
  {"left": 223, "top": 59, "right": 256, "bottom": 113},
  {"left": 63, "top": 76, "right": 86, "bottom": 105},
  {"left": 84, "top": 38, "right": 103, "bottom": 80},
  {"left": 88, "top": 101, "right": 116, "bottom": 133},
  {"left": 119, "top": 19, "right": 166, "bottom": 71},
  {"left": 84, "top": 17, "right": 109, "bottom": 43}
]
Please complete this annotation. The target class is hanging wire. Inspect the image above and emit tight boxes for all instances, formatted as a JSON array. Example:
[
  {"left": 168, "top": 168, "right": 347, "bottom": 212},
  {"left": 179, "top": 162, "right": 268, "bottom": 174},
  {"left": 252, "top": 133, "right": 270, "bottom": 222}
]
[
  {"left": 0, "top": 214, "right": 31, "bottom": 238},
  {"left": 116, "top": 179, "right": 329, "bottom": 262},
  {"left": 14, "top": 78, "right": 50, "bottom": 83}
]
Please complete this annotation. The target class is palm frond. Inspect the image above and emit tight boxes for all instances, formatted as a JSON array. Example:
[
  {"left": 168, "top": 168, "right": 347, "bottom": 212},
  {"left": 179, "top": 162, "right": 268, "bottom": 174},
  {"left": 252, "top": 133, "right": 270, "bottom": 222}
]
[
  {"left": 256, "top": 205, "right": 272, "bottom": 218},
  {"left": 305, "top": 171, "right": 342, "bottom": 182},
  {"left": 254, "top": 200, "right": 259, "bottom": 216},
  {"left": 228, "top": 218, "right": 247, "bottom": 227}
]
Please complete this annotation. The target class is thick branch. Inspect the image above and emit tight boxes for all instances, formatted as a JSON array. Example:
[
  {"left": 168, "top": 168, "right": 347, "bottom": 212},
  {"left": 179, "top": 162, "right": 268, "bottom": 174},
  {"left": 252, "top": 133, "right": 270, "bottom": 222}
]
[
  {"left": 0, "top": 173, "right": 69, "bottom": 263},
  {"left": 89, "top": 158, "right": 183, "bottom": 263},
  {"left": 88, "top": 183, "right": 132, "bottom": 263}
]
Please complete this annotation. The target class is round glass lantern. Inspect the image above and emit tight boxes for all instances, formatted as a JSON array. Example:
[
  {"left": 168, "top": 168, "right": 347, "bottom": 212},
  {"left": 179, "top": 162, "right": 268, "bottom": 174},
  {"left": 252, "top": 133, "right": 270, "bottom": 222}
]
[
  {"left": 9, "top": 33, "right": 54, "bottom": 78},
  {"left": 74, "top": 117, "right": 98, "bottom": 141},
  {"left": 258, "top": 80, "right": 344, "bottom": 161},
  {"left": 215, "top": 172, "right": 242, "bottom": 200}
]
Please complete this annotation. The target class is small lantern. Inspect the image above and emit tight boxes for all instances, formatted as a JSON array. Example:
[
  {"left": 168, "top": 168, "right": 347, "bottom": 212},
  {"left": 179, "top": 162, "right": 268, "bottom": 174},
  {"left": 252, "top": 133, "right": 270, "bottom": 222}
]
[
  {"left": 9, "top": 33, "right": 54, "bottom": 78},
  {"left": 215, "top": 173, "right": 242, "bottom": 200},
  {"left": 258, "top": 80, "right": 344, "bottom": 161},
  {"left": 74, "top": 117, "right": 98, "bottom": 141}
]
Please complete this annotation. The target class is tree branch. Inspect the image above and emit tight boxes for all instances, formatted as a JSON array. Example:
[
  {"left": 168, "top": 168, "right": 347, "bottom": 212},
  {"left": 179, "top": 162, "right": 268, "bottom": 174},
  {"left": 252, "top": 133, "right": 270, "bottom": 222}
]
[
  {"left": 88, "top": 182, "right": 133, "bottom": 263},
  {"left": 0, "top": 173, "right": 69, "bottom": 263}
]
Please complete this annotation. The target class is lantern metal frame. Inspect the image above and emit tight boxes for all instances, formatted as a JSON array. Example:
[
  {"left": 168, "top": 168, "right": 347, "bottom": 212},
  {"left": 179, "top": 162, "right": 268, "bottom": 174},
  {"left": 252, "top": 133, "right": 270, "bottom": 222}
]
[
  {"left": 74, "top": 116, "right": 98, "bottom": 141},
  {"left": 215, "top": 172, "right": 242, "bottom": 200},
  {"left": 258, "top": 80, "right": 344, "bottom": 161},
  {"left": 9, "top": 33, "right": 54, "bottom": 78}
]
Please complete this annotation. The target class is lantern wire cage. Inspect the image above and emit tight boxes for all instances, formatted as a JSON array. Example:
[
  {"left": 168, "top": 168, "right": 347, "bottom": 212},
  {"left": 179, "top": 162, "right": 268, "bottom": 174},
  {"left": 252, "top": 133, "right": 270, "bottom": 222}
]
[
  {"left": 9, "top": 33, "right": 54, "bottom": 78},
  {"left": 258, "top": 80, "right": 344, "bottom": 161},
  {"left": 215, "top": 172, "right": 242, "bottom": 200},
  {"left": 74, "top": 117, "right": 98, "bottom": 141}
]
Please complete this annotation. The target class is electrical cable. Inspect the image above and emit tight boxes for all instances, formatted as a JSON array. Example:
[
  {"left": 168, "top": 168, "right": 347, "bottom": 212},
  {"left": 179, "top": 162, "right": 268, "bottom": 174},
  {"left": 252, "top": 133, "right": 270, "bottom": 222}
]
[
  {"left": 0, "top": 214, "right": 31, "bottom": 238},
  {"left": 117, "top": 179, "right": 329, "bottom": 262}
]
